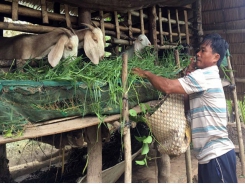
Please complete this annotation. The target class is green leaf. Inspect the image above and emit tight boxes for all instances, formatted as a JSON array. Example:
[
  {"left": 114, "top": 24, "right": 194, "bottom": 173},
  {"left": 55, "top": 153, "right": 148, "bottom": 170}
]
[
  {"left": 135, "top": 159, "right": 146, "bottom": 166},
  {"left": 129, "top": 109, "right": 137, "bottom": 117},
  {"left": 141, "top": 143, "right": 149, "bottom": 155},
  {"left": 143, "top": 136, "right": 153, "bottom": 144},
  {"left": 135, "top": 135, "right": 146, "bottom": 142}
]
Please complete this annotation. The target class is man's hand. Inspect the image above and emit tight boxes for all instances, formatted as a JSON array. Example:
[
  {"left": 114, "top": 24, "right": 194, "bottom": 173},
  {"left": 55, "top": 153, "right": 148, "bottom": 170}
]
[{"left": 132, "top": 68, "right": 147, "bottom": 78}]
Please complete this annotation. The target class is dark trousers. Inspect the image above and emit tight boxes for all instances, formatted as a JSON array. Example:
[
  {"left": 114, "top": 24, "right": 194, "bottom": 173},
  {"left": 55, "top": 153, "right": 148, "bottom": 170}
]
[{"left": 198, "top": 149, "right": 237, "bottom": 183}]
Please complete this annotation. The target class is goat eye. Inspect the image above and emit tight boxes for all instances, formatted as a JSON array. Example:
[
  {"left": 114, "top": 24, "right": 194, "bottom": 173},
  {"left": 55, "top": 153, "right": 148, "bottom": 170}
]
[
  {"left": 67, "top": 45, "right": 73, "bottom": 50},
  {"left": 140, "top": 39, "right": 143, "bottom": 42}
]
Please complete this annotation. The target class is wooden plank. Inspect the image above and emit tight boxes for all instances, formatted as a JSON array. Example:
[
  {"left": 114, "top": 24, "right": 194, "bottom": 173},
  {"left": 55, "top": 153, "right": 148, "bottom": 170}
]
[{"left": 0, "top": 100, "right": 159, "bottom": 144}]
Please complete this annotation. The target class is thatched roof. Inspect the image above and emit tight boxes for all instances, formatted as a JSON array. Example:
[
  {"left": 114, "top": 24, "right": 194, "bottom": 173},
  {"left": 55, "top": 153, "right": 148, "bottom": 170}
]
[{"left": 18, "top": 0, "right": 196, "bottom": 12}]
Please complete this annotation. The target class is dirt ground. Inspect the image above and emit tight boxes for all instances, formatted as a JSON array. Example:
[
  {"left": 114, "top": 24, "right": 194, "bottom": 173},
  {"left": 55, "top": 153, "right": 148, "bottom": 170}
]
[{"left": 6, "top": 139, "right": 245, "bottom": 183}]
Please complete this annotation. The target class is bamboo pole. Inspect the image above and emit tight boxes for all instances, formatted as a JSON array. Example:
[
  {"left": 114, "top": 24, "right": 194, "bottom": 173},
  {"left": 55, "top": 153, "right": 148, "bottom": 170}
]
[
  {"left": 122, "top": 53, "right": 132, "bottom": 183},
  {"left": 227, "top": 56, "right": 245, "bottom": 176}
]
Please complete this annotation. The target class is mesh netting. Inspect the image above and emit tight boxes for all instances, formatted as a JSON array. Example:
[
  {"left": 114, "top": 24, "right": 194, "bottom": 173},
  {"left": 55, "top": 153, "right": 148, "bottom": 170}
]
[{"left": 0, "top": 80, "right": 159, "bottom": 135}]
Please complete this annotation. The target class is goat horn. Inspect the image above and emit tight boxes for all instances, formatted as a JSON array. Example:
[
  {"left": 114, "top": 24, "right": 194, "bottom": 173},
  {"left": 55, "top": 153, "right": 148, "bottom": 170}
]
[{"left": 81, "top": 23, "right": 95, "bottom": 31}]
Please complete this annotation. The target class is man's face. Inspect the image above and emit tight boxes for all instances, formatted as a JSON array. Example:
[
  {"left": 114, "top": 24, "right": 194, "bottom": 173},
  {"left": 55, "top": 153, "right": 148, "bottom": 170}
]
[{"left": 196, "top": 43, "right": 220, "bottom": 69}]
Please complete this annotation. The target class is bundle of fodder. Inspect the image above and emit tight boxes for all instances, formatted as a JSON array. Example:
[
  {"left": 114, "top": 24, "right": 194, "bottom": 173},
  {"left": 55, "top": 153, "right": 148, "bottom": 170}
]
[{"left": 0, "top": 48, "right": 190, "bottom": 137}]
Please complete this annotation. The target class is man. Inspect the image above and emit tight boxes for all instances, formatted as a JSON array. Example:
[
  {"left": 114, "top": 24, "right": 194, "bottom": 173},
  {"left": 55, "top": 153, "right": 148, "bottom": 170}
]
[{"left": 132, "top": 33, "right": 237, "bottom": 183}]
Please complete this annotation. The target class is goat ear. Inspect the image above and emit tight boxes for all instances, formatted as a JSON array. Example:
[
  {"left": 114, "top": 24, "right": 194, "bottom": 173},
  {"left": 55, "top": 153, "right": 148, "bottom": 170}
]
[
  {"left": 83, "top": 31, "right": 100, "bottom": 64},
  {"left": 134, "top": 39, "right": 141, "bottom": 52},
  {"left": 48, "top": 36, "right": 68, "bottom": 67}
]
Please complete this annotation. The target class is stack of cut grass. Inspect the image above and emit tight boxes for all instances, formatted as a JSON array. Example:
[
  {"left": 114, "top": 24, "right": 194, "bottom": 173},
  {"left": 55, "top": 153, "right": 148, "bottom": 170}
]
[{"left": 0, "top": 48, "right": 190, "bottom": 137}]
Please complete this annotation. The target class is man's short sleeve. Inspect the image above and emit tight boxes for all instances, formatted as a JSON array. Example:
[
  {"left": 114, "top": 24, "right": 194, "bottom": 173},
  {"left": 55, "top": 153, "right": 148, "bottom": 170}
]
[{"left": 178, "top": 69, "right": 207, "bottom": 95}]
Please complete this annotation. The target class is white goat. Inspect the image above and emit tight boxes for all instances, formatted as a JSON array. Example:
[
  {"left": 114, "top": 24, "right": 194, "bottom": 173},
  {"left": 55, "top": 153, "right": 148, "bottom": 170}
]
[
  {"left": 121, "top": 34, "right": 151, "bottom": 59},
  {"left": 0, "top": 28, "right": 79, "bottom": 67},
  {"left": 75, "top": 23, "right": 105, "bottom": 65}
]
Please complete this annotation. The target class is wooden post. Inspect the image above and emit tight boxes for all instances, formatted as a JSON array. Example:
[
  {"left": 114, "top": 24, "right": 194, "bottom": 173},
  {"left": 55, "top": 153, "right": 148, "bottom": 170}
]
[
  {"left": 84, "top": 126, "right": 102, "bottom": 182},
  {"left": 128, "top": 11, "right": 133, "bottom": 46},
  {"left": 140, "top": 9, "right": 144, "bottom": 34},
  {"left": 167, "top": 9, "right": 173, "bottom": 43},
  {"left": 148, "top": 6, "right": 158, "bottom": 65},
  {"left": 12, "top": 0, "right": 18, "bottom": 21},
  {"left": 174, "top": 50, "right": 180, "bottom": 68},
  {"left": 227, "top": 56, "right": 245, "bottom": 176},
  {"left": 192, "top": 0, "right": 203, "bottom": 53},
  {"left": 99, "top": 11, "right": 106, "bottom": 45},
  {"left": 114, "top": 11, "right": 120, "bottom": 56},
  {"left": 184, "top": 10, "right": 190, "bottom": 50},
  {"left": 41, "top": 0, "right": 49, "bottom": 24},
  {"left": 158, "top": 7, "right": 163, "bottom": 45},
  {"left": 78, "top": 8, "right": 91, "bottom": 25},
  {"left": 122, "top": 53, "right": 132, "bottom": 183},
  {"left": 64, "top": 4, "right": 71, "bottom": 28},
  {"left": 175, "top": 9, "right": 181, "bottom": 43},
  {"left": 0, "top": 144, "right": 11, "bottom": 182}
]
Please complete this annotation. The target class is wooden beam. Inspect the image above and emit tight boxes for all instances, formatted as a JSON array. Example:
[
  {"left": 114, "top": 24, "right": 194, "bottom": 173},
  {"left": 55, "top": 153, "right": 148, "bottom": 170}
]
[
  {"left": 0, "top": 21, "right": 56, "bottom": 33},
  {"left": 0, "top": 4, "right": 77, "bottom": 25},
  {"left": 235, "top": 78, "right": 245, "bottom": 83},
  {"left": 204, "top": 28, "right": 245, "bottom": 35}
]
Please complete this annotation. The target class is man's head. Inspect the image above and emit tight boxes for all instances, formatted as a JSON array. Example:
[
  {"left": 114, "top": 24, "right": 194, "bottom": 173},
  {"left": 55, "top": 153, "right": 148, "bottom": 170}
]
[{"left": 196, "top": 33, "right": 229, "bottom": 69}]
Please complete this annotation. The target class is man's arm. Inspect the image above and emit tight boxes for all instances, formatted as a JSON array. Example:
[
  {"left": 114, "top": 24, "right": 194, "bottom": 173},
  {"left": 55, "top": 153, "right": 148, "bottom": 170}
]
[{"left": 132, "top": 68, "right": 187, "bottom": 94}]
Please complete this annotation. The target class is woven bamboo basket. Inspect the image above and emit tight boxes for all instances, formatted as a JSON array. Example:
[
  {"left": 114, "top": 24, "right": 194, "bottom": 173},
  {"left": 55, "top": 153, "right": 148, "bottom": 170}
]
[{"left": 147, "top": 94, "right": 191, "bottom": 156}]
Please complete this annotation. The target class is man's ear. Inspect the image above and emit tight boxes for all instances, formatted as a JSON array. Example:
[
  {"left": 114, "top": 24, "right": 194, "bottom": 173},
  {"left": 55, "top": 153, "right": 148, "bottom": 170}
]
[{"left": 214, "top": 53, "right": 220, "bottom": 63}]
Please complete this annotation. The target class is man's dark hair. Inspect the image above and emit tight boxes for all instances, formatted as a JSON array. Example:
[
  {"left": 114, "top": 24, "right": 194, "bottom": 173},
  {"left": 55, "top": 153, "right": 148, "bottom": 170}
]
[{"left": 201, "top": 33, "right": 229, "bottom": 67}]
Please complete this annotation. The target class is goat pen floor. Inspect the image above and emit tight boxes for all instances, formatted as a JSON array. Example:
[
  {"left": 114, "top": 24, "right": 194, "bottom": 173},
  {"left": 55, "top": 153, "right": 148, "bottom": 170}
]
[{"left": 5, "top": 139, "right": 245, "bottom": 183}]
